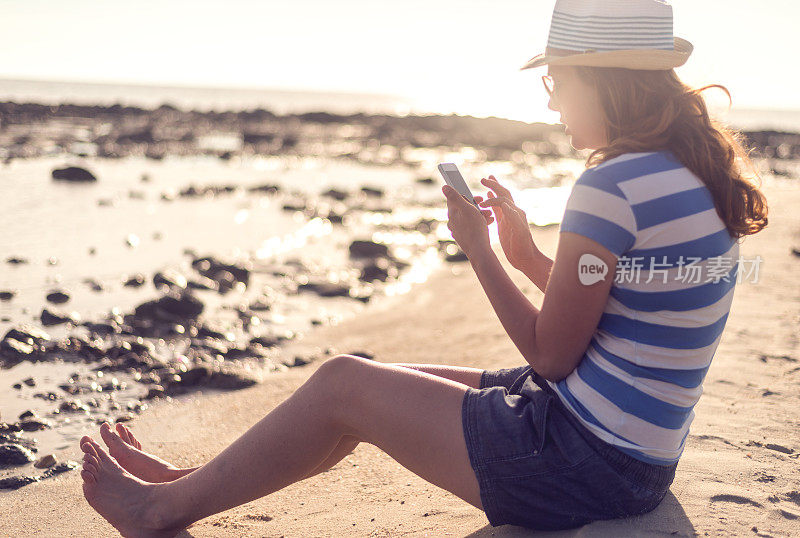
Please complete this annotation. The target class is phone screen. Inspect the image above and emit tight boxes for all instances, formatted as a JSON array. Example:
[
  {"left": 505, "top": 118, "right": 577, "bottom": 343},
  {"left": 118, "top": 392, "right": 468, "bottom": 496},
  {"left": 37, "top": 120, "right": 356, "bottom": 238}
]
[{"left": 437, "top": 163, "right": 479, "bottom": 208}]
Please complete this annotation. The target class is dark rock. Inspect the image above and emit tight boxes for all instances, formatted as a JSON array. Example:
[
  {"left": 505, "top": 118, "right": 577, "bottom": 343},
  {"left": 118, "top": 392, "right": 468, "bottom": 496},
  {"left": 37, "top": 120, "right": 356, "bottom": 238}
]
[
  {"left": 134, "top": 292, "right": 204, "bottom": 322},
  {"left": 45, "top": 290, "right": 70, "bottom": 304},
  {"left": 18, "top": 410, "right": 36, "bottom": 420},
  {"left": 153, "top": 270, "right": 188, "bottom": 290},
  {"left": 282, "top": 202, "right": 307, "bottom": 212},
  {"left": 175, "top": 365, "right": 212, "bottom": 387},
  {"left": 0, "top": 431, "right": 33, "bottom": 448},
  {"left": 325, "top": 212, "right": 344, "bottom": 225},
  {"left": 4, "top": 325, "right": 51, "bottom": 345},
  {"left": 247, "top": 183, "right": 280, "bottom": 195},
  {"left": 196, "top": 325, "right": 231, "bottom": 341},
  {"left": 123, "top": 274, "right": 146, "bottom": 287},
  {"left": 0, "top": 339, "right": 35, "bottom": 365},
  {"left": 6, "top": 257, "right": 29, "bottom": 264},
  {"left": 792, "top": 247, "right": 800, "bottom": 257},
  {"left": 83, "top": 278, "right": 104, "bottom": 292},
  {"left": 211, "top": 270, "right": 236, "bottom": 294},
  {"left": 22, "top": 377, "right": 35, "bottom": 387},
  {"left": 359, "top": 259, "right": 395, "bottom": 282},
  {"left": 0, "top": 423, "right": 22, "bottom": 433},
  {"left": 0, "top": 475, "right": 39, "bottom": 490},
  {"left": 46, "top": 460, "right": 77, "bottom": 475},
  {"left": 416, "top": 177, "right": 435, "bottom": 184},
  {"left": 34, "top": 454, "right": 56, "bottom": 469},
  {"left": 83, "top": 322, "right": 120, "bottom": 336},
  {"left": 360, "top": 186, "right": 384, "bottom": 197},
  {"left": 191, "top": 257, "right": 251, "bottom": 287},
  {"left": 249, "top": 335, "right": 281, "bottom": 348},
  {"left": 349, "top": 240, "right": 390, "bottom": 259},
  {"left": 144, "top": 385, "right": 165, "bottom": 399},
  {"left": 322, "top": 188, "right": 348, "bottom": 201},
  {"left": 125, "top": 338, "right": 155, "bottom": 356},
  {"left": 0, "top": 444, "right": 36, "bottom": 467},
  {"left": 298, "top": 281, "right": 351, "bottom": 298},
  {"left": 41, "top": 308, "right": 80, "bottom": 326},
  {"left": 445, "top": 251, "right": 469, "bottom": 263},
  {"left": 223, "top": 345, "right": 251, "bottom": 360},
  {"left": 208, "top": 368, "right": 259, "bottom": 390},
  {"left": 248, "top": 298, "right": 271, "bottom": 312},
  {"left": 291, "top": 355, "right": 312, "bottom": 367},
  {"left": 19, "top": 418, "right": 52, "bottom": 432},
  {"left": 187, "top": 276, "right": 219, "bottom": 291},
  {"left": 0, "top": 291, "right": 14, "bottom": 301},
  {"left": 52, "top": 166, "right": 97, "bottom": 182}
]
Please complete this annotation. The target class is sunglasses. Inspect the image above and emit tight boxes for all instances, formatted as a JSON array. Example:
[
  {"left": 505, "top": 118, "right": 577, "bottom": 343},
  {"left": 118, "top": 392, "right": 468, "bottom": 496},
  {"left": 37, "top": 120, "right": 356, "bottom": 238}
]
[{"left": 542, "top": 74, "right": 555, "bottom": 97}]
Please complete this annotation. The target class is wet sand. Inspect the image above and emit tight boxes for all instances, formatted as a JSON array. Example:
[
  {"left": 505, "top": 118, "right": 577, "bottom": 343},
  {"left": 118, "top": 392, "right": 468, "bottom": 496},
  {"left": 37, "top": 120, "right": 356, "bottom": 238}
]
[{"left": 0, "top": 175, "right": 798, "bottom": 535}]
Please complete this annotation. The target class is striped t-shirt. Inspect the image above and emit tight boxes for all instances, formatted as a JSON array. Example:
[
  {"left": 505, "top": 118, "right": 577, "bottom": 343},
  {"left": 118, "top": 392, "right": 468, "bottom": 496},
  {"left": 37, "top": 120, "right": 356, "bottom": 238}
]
[{"left": 551, "top": 149, "right": 739, "bottom": 465}]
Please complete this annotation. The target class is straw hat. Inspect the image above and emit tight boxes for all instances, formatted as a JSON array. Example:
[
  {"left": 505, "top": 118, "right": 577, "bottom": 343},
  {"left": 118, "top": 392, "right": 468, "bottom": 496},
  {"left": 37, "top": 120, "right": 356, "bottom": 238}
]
[{"left": 521, "top": 0, "right": 693, "bottom": 71}]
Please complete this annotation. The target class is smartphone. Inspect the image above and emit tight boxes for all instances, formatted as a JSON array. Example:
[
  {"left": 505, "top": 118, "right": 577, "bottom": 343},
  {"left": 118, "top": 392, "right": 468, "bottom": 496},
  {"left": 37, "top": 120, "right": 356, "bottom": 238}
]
[{"left": 437, "top": 163, "right": 480, "bottom": 208}]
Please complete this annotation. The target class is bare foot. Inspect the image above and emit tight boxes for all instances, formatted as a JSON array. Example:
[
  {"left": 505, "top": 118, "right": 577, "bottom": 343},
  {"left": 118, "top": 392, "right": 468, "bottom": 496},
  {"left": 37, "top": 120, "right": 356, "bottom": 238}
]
[
  {"left": 80, "top": 436, "right": 179, "bottom": 537},
  {"left": 99, "top": 422, "right": 191, "bottom": 483}
]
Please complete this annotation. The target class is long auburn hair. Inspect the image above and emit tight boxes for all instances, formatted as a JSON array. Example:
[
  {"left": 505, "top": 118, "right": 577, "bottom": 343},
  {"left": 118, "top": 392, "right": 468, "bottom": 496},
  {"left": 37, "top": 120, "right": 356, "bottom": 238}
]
[{"left": 573, "top": 66, "right": 768, "bottom": 238}]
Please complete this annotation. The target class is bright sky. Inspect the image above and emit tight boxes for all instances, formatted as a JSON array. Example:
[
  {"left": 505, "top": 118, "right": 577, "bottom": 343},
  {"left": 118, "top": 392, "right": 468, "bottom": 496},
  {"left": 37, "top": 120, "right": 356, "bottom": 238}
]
[{"left": 0, "top": 0, "right": 796, "bottom": 123}]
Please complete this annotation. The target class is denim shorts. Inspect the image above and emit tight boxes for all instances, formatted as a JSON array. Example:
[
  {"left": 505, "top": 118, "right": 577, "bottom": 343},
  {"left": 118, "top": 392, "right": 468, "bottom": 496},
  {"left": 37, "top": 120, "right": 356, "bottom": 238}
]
[{"left": 461, "top": 364, "right": 678, "bottom": 531}]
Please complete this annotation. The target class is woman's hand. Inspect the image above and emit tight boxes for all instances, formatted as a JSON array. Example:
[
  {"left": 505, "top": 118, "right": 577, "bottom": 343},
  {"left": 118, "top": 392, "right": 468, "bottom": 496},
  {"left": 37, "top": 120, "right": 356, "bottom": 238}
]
[
  {"left": 477, "top": 175, "right": 541, "bottom": 273},
  {"left": 442, "top": 184, "right": 493, "bottom": 258}
]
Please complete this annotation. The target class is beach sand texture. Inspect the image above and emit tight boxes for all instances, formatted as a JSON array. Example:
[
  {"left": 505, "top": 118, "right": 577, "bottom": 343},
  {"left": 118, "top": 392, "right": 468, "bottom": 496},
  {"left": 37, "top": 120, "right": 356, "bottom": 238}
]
[{"left": 1, "top": 178, "right": 798, "bottom": 536}]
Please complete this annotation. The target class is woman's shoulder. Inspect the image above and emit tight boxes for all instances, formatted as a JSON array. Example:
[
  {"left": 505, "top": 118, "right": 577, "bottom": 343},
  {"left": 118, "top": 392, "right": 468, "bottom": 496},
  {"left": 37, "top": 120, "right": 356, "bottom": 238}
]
[{"left": 587, "top": 150, "right": 680, "bottom": 176}]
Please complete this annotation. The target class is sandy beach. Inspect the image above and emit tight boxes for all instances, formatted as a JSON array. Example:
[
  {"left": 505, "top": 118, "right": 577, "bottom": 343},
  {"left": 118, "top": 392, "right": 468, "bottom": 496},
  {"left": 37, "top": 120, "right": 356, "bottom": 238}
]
[{"left": 0, "top": 174, "right": 796, "bottom": 536}]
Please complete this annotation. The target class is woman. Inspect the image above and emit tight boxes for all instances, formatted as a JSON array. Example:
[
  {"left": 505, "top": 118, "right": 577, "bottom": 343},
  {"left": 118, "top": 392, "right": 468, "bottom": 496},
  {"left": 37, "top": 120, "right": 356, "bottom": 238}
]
[{"left": 78, "top": 0, "right": 768, "bottom": 534}]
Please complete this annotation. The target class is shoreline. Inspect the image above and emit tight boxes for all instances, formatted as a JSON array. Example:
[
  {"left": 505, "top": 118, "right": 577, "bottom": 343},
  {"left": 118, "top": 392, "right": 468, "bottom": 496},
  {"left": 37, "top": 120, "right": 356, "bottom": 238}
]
[{"left": 1, "top": 177, "right": 798, "bottom": 535}]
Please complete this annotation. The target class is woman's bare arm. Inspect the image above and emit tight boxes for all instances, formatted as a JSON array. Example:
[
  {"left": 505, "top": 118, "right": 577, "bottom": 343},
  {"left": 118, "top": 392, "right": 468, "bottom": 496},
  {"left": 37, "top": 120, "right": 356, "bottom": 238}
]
[{"left": 521, "top": 249, "right": 554, "bottom": 293}]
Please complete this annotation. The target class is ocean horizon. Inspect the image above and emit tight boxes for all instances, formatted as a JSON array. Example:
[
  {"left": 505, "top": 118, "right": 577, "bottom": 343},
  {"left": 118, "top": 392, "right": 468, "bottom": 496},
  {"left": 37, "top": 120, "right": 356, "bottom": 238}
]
[{"left": 2, "top": 77, "right": 800, "bottom": 133}]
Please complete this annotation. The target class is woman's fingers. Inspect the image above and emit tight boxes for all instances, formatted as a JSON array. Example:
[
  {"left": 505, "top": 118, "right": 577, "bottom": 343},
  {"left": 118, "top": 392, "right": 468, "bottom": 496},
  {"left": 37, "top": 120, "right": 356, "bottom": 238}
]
[
  {"left": 481, "top": 175, "right": 515, "bottom": 202},
  {"left": 479, "top": 198, "right": 527, "bottom": 225}
]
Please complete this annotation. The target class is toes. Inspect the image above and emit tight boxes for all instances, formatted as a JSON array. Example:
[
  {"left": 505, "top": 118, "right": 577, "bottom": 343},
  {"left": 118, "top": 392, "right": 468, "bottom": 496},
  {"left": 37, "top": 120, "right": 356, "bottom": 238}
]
[
  {"left": 83, "top": 461, "right": 98, "bottom": 475},
  {"left": 81, "top": 438, "right": 100, "bottom": 459},
  {"left": 124, "top": 426, "right": 142, "bottom": 450},
  {"left": 81, "top": 470, "right": 96, "bottom": 484},
  {"left": 101, "top": 422, "right": 125, "bottom": 450},
  {"left": 83, "top": 453, "right": 100, "bottom": 467},
  {"left": 115, "top": 422, "right": 130, "bottom": 444},
  {"left": 91, "top": 441, "right": 115, "bottom": 464}
]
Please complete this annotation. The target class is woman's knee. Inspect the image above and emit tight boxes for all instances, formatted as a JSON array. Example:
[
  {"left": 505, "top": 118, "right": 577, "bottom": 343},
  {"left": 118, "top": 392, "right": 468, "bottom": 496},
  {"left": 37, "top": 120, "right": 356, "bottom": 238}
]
[
  {"left": 311, "top": 354, "right": 374, "bottom": 408},
  {"left": 316, "top": 354, "right": 372, "bottom": 380}
]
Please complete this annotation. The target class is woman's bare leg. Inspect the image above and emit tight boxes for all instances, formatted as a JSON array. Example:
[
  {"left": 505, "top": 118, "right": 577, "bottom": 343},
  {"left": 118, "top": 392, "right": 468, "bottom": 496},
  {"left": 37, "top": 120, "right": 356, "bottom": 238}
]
[
  {"left": 389, "top": 363, "right": 485, "bottom": 389},
  {"left": 79, "top": 355, "right": 484, "bottom": 534},
  {"left": 103, "top": 363, "right": 486, "bottom": 484}
]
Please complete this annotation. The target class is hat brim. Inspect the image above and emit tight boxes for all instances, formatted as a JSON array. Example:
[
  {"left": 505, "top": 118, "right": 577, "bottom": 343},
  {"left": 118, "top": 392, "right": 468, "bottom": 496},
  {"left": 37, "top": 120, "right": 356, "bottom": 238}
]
[{"left": 520, "top": 37, "right": 693, "bottom": 71}]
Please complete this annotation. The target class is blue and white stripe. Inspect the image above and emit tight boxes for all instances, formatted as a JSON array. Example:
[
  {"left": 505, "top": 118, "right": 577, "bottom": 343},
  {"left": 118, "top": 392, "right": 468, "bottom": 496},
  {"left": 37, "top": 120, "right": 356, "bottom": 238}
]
[
  {"left": 547, "top": 0, "right": 675, "bottom": 52},
  {"left": 553, "top": 150, "right": 738, "bottom": 465}
]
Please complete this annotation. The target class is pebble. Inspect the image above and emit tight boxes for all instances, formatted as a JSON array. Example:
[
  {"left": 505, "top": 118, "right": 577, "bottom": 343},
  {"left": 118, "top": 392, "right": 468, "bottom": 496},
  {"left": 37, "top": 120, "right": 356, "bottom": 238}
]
[
  {"left": 51, "top": 165, "right": 97, "bottom": 182},
  {"left": 40, "top": 308, "right": 80, "bottom": 326},
  {"left": 349, "top": 239, "right": 390, "bottom": 259},
  {"left": 0, "top": 444, "right": 36, "bottom": 467},
  {"left": 45, "top": 290, "right": 70, "bottom": 304},
  {"left": 34, "top": 454, "right": 56, "bottom": 469}
]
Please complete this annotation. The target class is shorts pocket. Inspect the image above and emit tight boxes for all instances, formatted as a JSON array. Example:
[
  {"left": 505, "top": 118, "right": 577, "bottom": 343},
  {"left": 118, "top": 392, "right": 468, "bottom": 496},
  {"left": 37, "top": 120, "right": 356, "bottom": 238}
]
[
  {"left": 481, "top": 391, "right": 555, "bottom": 479},
  {"left": 602, "top": 473, "right": 666, "bottom": 518}
]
